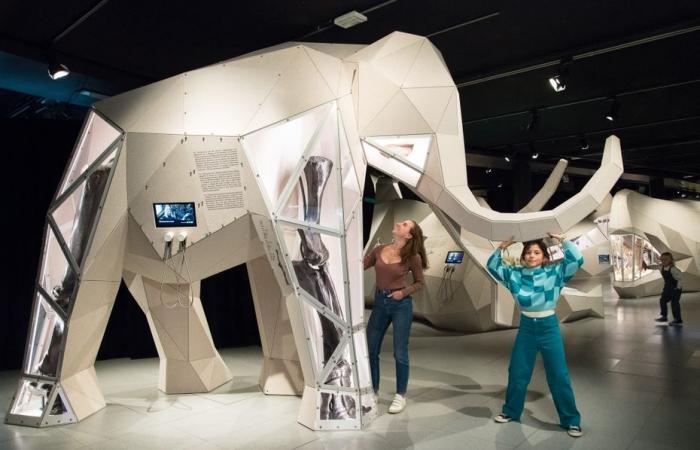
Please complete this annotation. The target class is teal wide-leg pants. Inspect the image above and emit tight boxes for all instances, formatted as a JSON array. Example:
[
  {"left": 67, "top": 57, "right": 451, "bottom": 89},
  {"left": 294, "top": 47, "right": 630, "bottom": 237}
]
[{"left": 502, "top": 314, "right": 581, "bottom": 428}]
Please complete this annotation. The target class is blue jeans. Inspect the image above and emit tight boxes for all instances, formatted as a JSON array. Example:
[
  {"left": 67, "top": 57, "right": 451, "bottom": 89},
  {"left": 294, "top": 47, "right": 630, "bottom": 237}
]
[
  {"left": 366, "top": 290, "right": 413, "bottom": 395},
  {"left": 503, "top": 314, "right": 581, "bottom": 428}
]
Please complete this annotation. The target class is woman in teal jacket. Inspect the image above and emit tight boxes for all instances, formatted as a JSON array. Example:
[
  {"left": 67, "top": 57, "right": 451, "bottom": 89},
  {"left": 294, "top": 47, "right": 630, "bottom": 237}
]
[{"left": 487, "top": 233, "right": 584, "bottom": 438}]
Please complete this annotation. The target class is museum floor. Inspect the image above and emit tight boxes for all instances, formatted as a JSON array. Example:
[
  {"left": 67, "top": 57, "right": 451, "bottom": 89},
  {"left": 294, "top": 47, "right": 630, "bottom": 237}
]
[{"left": 2, "top": 289, "right": 699, "bottom": 450}]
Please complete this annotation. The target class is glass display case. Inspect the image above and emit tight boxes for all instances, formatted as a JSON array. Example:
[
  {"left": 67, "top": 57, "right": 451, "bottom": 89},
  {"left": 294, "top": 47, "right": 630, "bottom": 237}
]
[{"left": 610, "top": 233, "right": 659, "bottom": 282}]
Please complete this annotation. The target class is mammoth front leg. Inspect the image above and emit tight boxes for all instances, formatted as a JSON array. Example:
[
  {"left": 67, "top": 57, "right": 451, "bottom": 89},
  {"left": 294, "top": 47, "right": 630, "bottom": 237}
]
[{"left": 123, "top": 272, "right": 232, "bottom": 394}]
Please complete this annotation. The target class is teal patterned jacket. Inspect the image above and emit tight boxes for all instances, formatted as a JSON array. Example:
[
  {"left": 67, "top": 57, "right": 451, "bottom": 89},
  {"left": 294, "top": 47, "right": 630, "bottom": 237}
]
[{"left": 487, "top": 240, "right": 584, "bottom": 312}]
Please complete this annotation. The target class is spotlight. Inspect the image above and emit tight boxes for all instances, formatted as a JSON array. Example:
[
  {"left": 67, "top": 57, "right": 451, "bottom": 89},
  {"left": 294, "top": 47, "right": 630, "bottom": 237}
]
[
  {"left": 504, "top": 155, "right": 511, "bottom": 163},
  {"left": 605, "top": 98, "right": 619, "bottom": 122},
  {"left": 48, "top": 59, "right": 70, "bottom": 80},
  {"left": 497, "top": 183, "right": 503, "bottom": 188},
  {"left": 549, "top": 69, "right": 569, "bottom": 93},
  {"left": 529, "top": 142, "right": 538, "bottom": 159},
  {"left": 579, "top": 136, "right": 589, "bottom": 150},
  {"left": 485, "top": 168, "right": 492, "bottom": 174},
  {"left": 548, "top": 75, "right": 566, "bottom": 92},
  {"left": 548, "top": 60, "right": 570, "bottom": 93}
]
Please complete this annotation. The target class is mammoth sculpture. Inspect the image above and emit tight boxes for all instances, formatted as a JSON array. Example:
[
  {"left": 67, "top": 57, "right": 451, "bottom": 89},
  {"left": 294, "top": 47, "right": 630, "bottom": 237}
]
[{"left": 7, "top": 31, "right": 623, "bottom": 430}]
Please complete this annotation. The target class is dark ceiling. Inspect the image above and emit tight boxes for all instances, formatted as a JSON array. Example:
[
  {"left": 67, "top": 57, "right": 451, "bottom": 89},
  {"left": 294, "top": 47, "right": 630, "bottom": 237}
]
[{"left": 1, "top": 0, "right": 700, "bottom": 182}]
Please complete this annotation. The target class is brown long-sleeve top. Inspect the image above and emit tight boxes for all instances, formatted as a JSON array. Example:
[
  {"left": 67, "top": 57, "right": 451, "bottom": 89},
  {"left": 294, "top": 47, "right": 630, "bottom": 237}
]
[{"left": 363, "top": 244, "right": 425, "bottom": 296}]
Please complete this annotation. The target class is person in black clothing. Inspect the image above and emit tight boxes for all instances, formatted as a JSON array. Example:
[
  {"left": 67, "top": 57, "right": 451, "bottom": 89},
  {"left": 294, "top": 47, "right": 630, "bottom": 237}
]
[{"left": 643, "top": 252, "right": 683, "bottom": 326}]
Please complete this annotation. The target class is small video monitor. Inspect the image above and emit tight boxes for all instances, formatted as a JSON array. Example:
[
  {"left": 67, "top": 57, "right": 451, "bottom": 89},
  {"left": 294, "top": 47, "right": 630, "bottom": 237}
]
[
  {"left": 445, "top": 250, "right": 464, "bottom": 264},
  {"left": 153, "top": 202, "right": 197, "bottom": 228}
]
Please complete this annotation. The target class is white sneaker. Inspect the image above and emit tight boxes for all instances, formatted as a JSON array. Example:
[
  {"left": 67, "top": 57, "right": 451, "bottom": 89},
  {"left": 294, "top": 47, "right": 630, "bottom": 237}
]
[
  {"left": 494, "top": 414, "right": 513, "bottom": 423},
  {"left": 388, "top": 393, "right": 406, "bottom": 414},
  {"left": 567, "top": 425, "right": 583, "bottom": 437}
]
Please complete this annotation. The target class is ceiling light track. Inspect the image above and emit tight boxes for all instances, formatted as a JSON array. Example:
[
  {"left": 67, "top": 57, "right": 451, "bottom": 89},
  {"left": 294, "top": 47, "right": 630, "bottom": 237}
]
[
  {"left": 486, "top": 114, "right": 700, "bottom": 151},
  {"left": 426, "top": 11, "right": 500, "bottom": 38},
  {"left": 462, "top": 78, "right": 700, "bottom": 125},
  {"left": 456, "top": 23, "right": 700, "bottom": 88}
]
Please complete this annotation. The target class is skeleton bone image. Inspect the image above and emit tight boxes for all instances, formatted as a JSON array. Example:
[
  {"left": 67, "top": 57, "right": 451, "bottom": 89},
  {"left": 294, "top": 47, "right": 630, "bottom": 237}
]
[
  {"left": 7, "top": 31, "right": 623, "bottom": 430},
  {"left": 292, "top": 156, "right": 355, "bottom": 420}
]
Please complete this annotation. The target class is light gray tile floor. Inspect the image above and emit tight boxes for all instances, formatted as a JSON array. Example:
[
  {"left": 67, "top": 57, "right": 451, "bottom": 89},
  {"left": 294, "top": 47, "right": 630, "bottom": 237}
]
[{"left": 2, "top": 289, "right": 699, "bottom": 449}]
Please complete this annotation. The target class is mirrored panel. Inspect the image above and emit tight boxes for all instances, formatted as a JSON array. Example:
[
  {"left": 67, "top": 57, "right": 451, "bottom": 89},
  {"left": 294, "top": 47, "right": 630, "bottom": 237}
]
[
  {"left": 39, "top": 226, "right": 77, "bottom": 313},
  {"left": 243, "top": 104, "right": 330, "bottom": 209},
  {"left": 362, "top": 141, "right": 421, "bottom": 187},
  {"left": 279, "top": 109, "right": 341, "bottom": 230},
  {"left": 52, "top": 148, "right": 116, "bottom": 266},
  {"left": 10, "top": 379, "right": 55, "bottom": 418},
  {"left": 319, "top": 392, "right": 357, "bottom": 421},
  {"left": 25, "top": 294, "right": 64, "bottom": 377},
  {"left": 280, "top": 224, "right": 348, "bottom": 322},
  {"left": 367, "top": 135, "right": 431, "bottom": 171},
  {"left": 59, "top": 111, "right": 121, "bottom": 196}
]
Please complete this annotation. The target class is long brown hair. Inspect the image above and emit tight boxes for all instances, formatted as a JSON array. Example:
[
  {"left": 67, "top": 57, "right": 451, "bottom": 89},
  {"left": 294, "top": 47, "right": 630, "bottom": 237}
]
[{"left": 400, "top": 220, "right": 428, "bottom": 269}]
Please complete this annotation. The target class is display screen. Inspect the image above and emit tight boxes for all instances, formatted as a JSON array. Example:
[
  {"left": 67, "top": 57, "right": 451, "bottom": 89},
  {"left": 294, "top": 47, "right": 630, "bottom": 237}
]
[
  {"left": 153, "top": 202, "right": 197, "bottom": 228},
  {"left": 445, "top": 250, "right": 464, "bottom": 264}
]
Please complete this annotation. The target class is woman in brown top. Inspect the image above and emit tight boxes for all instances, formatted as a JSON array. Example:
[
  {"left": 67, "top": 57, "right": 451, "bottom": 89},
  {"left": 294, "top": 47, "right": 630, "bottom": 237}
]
[{"left": 363, "top": 219, "right": 427, "bottom": 414}]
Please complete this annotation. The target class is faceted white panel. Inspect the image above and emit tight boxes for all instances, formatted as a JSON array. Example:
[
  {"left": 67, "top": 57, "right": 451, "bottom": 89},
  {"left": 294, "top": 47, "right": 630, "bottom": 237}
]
[
  {"left": 357, "top": 62, "right": 400, "bottom": 133},
  {"left": 246, "top": 47, "right": 336, "bottom": 133},
  {"left": 362, "top": 89, "right": 433, "bottom": 137},
  {"left": 402, "top": 41, "right": 455, "bottom": 88},
  {"left": 339, "top": 112, "right": 362, "bottom": 228},
  {"left": 183, "top": 49, "right": 296, "bottom": 136},
  {"left": 403, "top": 87, "right": 454, "bottom": 130},
  {"left": 95, "top": 75, "right": 185, "bottom": 135},
  {"left": 303, "top": 46, "right": 344, "bottom": 97},
  {"left": 344, "top": 213, "right": 364, "bottom": 326},
  {"left": 373, "top": 41, "right": 423, "bottom": 86},
  {"left": 338, "top": 94, "right": 366, "bottom": 186}
]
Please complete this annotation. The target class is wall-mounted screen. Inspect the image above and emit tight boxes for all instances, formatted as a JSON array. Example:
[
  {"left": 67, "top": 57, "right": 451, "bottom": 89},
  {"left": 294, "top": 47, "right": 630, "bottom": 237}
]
[
  {"left": 445, "top": 250, "right": 464, "bottom": 264},
  {"left": 153, "top": 202, "right": 197, "bottom": 228}
]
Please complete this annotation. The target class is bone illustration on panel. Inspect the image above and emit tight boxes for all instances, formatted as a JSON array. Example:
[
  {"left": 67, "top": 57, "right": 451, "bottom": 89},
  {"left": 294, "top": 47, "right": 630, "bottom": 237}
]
[
  {"left": 291, "top": 158, "right": 354, "bottom": 420},
  {"left": 9, "top": 31, "right": 623, "bottom": 431}
]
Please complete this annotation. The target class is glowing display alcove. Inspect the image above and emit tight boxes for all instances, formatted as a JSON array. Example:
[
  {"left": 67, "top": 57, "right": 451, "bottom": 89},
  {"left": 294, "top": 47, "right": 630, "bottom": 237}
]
[{"left": 610, "top": 234, "right": 659, "bottom": 283}]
